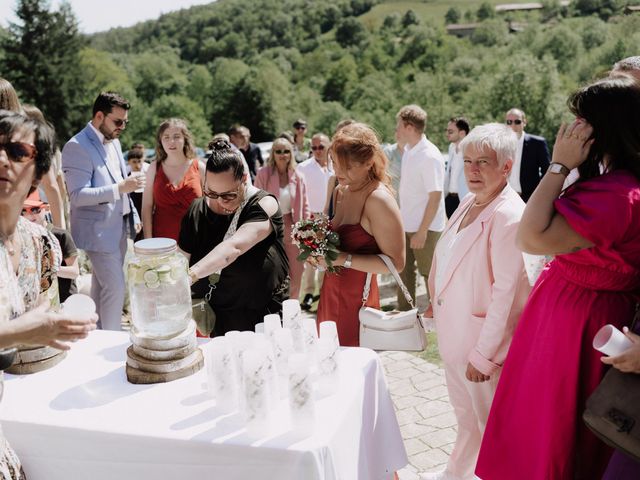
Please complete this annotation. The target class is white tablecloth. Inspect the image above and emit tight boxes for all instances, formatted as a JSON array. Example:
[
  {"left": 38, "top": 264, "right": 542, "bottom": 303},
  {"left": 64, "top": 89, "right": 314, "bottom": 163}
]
[{"left": 1, "top": 331, "right": 407, "bottom": 479}]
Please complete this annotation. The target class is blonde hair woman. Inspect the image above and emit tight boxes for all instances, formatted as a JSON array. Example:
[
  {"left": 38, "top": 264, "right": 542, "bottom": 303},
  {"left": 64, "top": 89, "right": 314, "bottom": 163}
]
[{"left": 254, "top": 137, "right": 310, "bottom": 300}]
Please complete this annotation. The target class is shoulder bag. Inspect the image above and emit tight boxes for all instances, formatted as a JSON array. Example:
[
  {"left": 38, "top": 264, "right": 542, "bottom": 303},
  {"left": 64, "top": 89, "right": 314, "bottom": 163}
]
[
  {"left": 358, "top": 254, "right": 427, "bottom": 352},
  {"left": 583, "top": 308, "right": 640, "bottom": 462}
]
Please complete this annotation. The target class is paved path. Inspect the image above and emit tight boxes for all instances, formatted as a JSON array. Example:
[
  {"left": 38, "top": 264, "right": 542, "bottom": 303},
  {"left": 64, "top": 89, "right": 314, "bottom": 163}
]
[{"left": 381, "top": 351, "right": 455, "bottom": 479}]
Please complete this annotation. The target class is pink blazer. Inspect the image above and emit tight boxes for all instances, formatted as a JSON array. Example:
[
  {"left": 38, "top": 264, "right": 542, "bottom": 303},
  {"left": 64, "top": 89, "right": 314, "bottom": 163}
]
[
  {"left": 428, "top": 185, "right": 531, "bottom": 376},
  {"left": 254, "top": 166, "right": 310, "bottom": 223}
]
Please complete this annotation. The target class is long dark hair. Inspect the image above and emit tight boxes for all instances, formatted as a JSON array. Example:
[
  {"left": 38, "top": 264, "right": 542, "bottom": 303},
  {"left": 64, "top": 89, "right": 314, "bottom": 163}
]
[
  {"left": 206, "top": 138, "right": 245, "bottom": 181},
  {"left": 568, "top": 75, "right": 640, "bottom": 182}
]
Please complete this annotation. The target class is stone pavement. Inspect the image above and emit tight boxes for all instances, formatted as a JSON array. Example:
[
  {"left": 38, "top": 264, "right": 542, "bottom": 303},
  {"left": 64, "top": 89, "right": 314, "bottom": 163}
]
[{"left": 380, "top": 350, "right": 455, "bottom": 479}]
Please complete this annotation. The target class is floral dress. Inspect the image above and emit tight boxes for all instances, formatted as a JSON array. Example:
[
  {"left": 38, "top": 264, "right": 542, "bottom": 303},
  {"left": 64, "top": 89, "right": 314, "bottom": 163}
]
[{"left": 0, "top": 217, "right": 61, "bottom": 479}]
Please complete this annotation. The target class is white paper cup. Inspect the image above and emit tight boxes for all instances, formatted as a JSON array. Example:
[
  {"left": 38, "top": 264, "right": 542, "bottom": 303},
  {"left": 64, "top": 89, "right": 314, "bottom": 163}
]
[
  {"left": 319, "top": 320, "right": 340, "bottom": 348},
  {"left": 593, "top": 324, "right": 634, "bottom": 357}
]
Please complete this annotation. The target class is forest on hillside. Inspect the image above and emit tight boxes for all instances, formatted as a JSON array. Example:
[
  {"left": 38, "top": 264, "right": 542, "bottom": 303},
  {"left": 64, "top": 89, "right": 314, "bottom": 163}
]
[{"left": 1, "top": 0, "right": 639, "bottom": 150}]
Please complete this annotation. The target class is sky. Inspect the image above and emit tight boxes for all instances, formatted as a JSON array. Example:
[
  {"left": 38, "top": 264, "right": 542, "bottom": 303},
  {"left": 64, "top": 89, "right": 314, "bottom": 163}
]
[{"left": 0, "top": 0, "right": 217, "bottom": 34}]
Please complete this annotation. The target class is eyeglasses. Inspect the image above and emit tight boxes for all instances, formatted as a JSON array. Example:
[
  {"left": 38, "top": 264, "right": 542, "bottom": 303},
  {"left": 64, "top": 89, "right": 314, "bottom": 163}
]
[
  {"left": 274, "top": 149, "right": 291, "bottom": 155},
  {"left": 203, "top": 186, "right": 240, "bottom": 201},
  {"left": 0, "top": 141, "right": 38, "bottom": 162},
  {"left": 108, "top": 116, "right": 129, "bottom": 128},
  {"left": 506, "top": 119, "right": 523, "bottom": 126},
  {"left": 21, "top": 206, "right": 42, "bottom": 215},
  {"left": 311, "top": 145, "right": 326, "bottom": 151}
]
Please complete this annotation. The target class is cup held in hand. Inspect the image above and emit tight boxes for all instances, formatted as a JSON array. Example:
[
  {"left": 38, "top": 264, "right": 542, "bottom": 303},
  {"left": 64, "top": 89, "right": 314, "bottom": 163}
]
[
  {"left": 62, "top": 294, "right": 97, "bottom": 320},
  {"left": 593, "top": 324, "right": 634, "bottom": 357}
]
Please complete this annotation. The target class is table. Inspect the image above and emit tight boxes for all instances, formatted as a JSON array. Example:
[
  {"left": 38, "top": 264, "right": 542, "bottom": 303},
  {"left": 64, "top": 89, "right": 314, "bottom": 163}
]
[{"left": 1, "top": 331, "right": 407, "bottom": 479}]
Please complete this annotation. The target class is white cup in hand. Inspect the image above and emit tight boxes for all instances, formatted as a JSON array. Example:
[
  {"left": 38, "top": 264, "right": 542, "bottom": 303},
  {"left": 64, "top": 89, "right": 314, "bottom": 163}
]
[
  {"left": 62, "top": 294, "right": 97, "bottom": 320},
  {"left": 593, "top": 324, "right": 634, "bottom": 357}
]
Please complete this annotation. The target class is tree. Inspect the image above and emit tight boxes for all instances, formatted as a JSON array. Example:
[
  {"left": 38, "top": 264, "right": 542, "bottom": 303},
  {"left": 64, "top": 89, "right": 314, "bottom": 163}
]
[
  {"left": 402, "top": 10, "right": 419, "bottom": 28},
  {"left": 445, "top": 7, "right": 461, "bottom": 25},
  {"left": 476, "top": 2, "right": 496, "bottom": 21},
  {"left": 335, "top": 18, "right": 367, "bottom": 48},
  {"left": 1, "top": 0, "right": 86, "bottom": 142}
]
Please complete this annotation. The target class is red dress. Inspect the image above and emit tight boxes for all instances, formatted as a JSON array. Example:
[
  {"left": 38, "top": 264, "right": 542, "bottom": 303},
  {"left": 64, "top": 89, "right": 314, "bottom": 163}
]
[
  {"left": 152, "top": 159, "right": 202, "bottom": 240},
  {"left": 316, "top": 224, "right": 381, "bottom": 347},
  {"left": 476, "top": 171, "right": 640, "bottom": 480}
]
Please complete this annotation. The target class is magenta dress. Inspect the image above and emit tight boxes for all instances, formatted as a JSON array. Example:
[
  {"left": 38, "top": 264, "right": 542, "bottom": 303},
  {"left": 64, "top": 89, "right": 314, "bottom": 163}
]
[
  {"left": 476, "top": 171, "right": 640, "bottom": 480},
  {"left": 317, "top": 224, "right": 381, "bottom": 347}
]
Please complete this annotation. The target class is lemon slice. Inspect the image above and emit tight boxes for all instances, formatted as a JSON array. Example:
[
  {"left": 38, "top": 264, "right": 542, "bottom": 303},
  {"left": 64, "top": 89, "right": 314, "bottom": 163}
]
[{"left": 143, "top": 269, "right": 159, "bottom": 285}]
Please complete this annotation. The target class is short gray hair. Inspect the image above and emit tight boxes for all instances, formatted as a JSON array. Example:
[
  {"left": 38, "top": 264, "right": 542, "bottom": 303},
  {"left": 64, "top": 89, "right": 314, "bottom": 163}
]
[
  {"left": 459, "top": 123, "right": 518, "bottom": 167},
  {"left": 614, "top": 56, "right": 640, "bottom": 72}
]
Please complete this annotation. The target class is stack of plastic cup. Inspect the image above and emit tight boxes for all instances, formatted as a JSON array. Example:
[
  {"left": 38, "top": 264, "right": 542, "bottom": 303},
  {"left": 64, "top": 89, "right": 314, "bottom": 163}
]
[
  {"left": 273, "top": 328, "right": 295, "bottom": 398},
  {"left": 288, "top": 353, "right": 316, "bottom": 436},
  {"left": 318, "top": 320, "right": 340, "bottom": 348},
  {"left": 206, "top": 337, "right": 238, "bottom": 413},
  {"left": 242, "top": 349, "right": 272, "bottom": 438},
  {"left": 254, "top": 334, "right": 279, "bottom": 408},
  {"left": 282, "top": 299, "right": 304, "bottom": 352},
  {"left": 301, "top": 318, "right": 319, "bottom": 371},
  {"left": 317, "top": 336, "right": 340, "bottom": 396}
]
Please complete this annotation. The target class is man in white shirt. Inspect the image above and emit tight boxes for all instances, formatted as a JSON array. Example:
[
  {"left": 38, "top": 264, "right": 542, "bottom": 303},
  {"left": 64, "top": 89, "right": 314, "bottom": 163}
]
[
  {"left": 444, "top": 117, "right": 470, "bottom": 218},
  {"left": 505, "top": 108, "right": 550, "bottom": 202},
  {"left": 396, "top": 105, "right": 446, "bottom": 310},
  {"left": 297, "top": 133, "right": 334, "bottom": 310}
]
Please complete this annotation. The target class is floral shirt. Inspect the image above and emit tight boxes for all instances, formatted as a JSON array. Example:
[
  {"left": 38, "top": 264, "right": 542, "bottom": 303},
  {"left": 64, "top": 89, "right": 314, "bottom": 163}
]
[{"left": 0, "top": 217, "right": 62, "bottom": 323}]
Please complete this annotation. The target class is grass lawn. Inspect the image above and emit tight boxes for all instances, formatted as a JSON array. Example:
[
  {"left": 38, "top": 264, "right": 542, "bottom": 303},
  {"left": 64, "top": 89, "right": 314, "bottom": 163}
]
[{"left": 415, "top": 331, "right": 442, "bottom": 365}]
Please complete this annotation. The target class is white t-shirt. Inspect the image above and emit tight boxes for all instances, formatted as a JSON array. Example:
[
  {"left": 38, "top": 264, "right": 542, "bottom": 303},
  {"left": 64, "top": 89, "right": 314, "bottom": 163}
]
[
  {"left": 296, "top": 158, "right": 333, "bottom": 213},
  {"left": 446, "top": 143, "right": 466, "bottom": 196},
  {"left": 399, "top": 135, "right": 446, "bottom": 233},
  {"left": 508, "top": 133, "right": 525, "bottom": 194},
  {"left": 279, "top": 185, "right": 292, "bottom": 214}
]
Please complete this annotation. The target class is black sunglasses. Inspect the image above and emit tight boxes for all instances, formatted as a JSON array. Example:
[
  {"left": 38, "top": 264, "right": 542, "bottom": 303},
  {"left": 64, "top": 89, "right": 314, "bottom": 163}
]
[
  {"left": 108, "top": 115, "right": 129, "bottom": 128},
  {"left": 274, "top": 149, "right": 291, "bottom": 155},
  {"left": 311, "top": 145, "right": 326, "bottom": 151},
  {"left": 294, "top": 125, "right": 307, "bottom": 130},
  {"left": 506, "top": 119, "right": 523, "bottom": 126},
  {"left": 0, "top": 141, "right": 38, "bottom": 162},
  {"left": 203, "top": 187, "right": 240, "bottom": 201},
  {"left": 22, "top": 206, "right": 42, "bottom": 215}
]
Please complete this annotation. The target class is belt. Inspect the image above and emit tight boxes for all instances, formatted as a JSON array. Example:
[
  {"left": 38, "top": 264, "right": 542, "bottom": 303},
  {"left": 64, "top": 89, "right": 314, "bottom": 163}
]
[{"left": 447, "top": 193, "right": 458, "bottom": 198}]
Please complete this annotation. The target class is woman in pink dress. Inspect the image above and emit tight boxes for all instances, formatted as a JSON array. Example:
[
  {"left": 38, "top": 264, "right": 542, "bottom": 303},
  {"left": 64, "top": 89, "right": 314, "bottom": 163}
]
[
  {"left": 142, "top": 118, "right": 204, "bottom": 241},
  {"left": 476, "top": 75, "right": 640, "bottom": 479},
  {"left": 313, "top": 123, "right": 405, "bottom": 347}
]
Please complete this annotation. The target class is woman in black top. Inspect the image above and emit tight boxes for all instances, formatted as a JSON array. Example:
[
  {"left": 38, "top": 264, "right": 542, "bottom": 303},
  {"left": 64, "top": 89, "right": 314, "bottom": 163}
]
[{"left": 178, "top": 139, "right": 289, "bottom": 336}]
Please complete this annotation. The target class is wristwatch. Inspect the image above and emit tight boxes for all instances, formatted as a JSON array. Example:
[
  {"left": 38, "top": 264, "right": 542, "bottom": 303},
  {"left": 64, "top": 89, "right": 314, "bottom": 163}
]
[
  {"left": 343, "top": 254, "right": 353, "bottom": 269},
  {"left": 548, "top": 162, "right": 570, "bottom": 176}
]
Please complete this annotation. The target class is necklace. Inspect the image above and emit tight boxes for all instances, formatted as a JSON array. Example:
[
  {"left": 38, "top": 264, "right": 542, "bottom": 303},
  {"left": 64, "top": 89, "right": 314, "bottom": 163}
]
[{"left": 472, "top": 193, "right": 500, "bottom": 207}]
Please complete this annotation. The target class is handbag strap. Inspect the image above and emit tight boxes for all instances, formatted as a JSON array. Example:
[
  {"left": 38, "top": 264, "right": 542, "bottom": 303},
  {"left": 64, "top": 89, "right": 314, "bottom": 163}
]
[
  {"left": 361, "top": 254, "right": 416, "bottom": 309},
  {"left": 204, "top": 186, "right": 258, "bottom": 300}
]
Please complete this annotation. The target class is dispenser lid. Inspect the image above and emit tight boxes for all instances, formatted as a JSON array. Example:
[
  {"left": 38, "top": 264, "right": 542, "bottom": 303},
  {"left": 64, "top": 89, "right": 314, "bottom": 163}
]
[{"left": 133, "top": 237, "right": 177, "bottom": 255}]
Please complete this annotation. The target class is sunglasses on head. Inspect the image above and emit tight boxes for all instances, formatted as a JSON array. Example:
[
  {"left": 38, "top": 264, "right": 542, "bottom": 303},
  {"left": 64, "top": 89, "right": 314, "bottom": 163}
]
[
  {"left": 203, "top": 187, "right": 240, "bottom": 202},
  {"left": 0, "top": 141, "right": 38, "bottom": 162},
  {"left": 108, "top": 116, "right": 128, "bottom": 128},
  {"left": 21, "top": 206, "right": 42, "bottom": 215},
  {"left": 506, "top": 119, "right": 523, "bottom": 126},
  {"left": 274, "top": 149, "right": 291, "bottom": 155},
  {"left": 311, "top": 145, "right": 326, "bottom": 151}
]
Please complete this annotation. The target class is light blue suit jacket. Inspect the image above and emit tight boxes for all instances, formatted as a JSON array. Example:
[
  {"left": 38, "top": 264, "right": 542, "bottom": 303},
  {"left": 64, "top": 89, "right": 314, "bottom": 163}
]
[{"left": 62, "top": 124, "right": 139, "bottom": 253}]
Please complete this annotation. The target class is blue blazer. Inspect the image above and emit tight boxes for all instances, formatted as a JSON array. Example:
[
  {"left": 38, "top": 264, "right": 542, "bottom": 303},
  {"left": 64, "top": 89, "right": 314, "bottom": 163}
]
[
  {"left": 62, "top": 124, "right": 139, "bottom": 253},
  {"left": 519, "top": 133, "right": 550, "bottom": 202}
]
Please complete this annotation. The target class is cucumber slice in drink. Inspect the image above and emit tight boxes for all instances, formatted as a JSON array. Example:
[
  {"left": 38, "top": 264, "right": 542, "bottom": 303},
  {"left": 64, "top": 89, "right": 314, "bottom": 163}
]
[{"left": 143, "top": 269, "right": 159, "bottom": 284}]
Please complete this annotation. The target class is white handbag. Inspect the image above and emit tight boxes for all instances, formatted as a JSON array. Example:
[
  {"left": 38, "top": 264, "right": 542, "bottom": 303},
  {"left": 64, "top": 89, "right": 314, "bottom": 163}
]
[{"left": 358, "top": 254, "right": 427, "bottom": 352}]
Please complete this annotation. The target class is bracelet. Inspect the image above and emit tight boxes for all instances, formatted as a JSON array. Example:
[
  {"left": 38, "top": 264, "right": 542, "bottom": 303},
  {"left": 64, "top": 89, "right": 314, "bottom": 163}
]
[
  {"left": 548, "top": 162, "right": 570, "bottom": 176},
  {"left": 188, "top": 268, "right": 199, "bottom": 285},
  {"left": 343, "top": 254, "right": 353, "bottom": 269}
]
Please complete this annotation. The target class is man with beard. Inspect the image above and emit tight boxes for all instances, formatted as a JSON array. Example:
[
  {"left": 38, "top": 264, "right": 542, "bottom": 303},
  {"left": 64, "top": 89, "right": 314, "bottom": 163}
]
[{"left": 62, "top": 91, "right": 143, "bottom": 331}]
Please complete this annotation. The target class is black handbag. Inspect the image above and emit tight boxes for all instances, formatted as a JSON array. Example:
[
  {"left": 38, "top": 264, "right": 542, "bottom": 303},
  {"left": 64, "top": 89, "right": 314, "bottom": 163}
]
[{"left": 583, "top": 309, "right": 640, "bottom": 462}]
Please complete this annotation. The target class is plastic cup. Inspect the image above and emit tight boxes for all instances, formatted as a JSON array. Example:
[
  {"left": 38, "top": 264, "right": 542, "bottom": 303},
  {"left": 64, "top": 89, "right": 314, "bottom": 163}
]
[
  {"left": 206, "top": 337, "right": 238, "bottom": 412},
  {"left": 254, "top": 322, "right": 265, "bottom": 334},
  {"left": 593, "top": 324, "right": 634, "bottom": 357},
  {"left": 62, "top": 294, "right": 96, "bottom": 319},
  {"left": 319, "top": 320, "right": 340, "bottom": 348},
  {"left": 288, "top": 353, "right": 315, "bottom": 436}
]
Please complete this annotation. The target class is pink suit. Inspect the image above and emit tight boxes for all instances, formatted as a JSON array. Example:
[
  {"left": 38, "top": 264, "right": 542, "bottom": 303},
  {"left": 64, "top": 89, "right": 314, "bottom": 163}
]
[
  {"left": 254, "top": 166, "right": 310, "bottom": 299},
  {"left": 427, "top": 185, "right": 531, "bottom": 479}
]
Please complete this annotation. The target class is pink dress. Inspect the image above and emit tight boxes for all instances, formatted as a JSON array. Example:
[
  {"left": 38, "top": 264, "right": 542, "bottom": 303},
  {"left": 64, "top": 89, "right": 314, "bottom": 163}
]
[
  {"left": 316, "top": 224, "right": 381, "bottom": 347},
  {"left": 476, "top": 170, "right": 640, "bottom": 480}
]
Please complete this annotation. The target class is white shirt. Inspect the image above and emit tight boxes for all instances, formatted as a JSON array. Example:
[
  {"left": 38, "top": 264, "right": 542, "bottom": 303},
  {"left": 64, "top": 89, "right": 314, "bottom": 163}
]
[
  {"left": 445, "top": 143, "right": 466, "bottom": 196},
  {"left": 279, "top": 186, "right": 292, "bottom": 214},
  {"left": 399, "top": 135, "right": 446, "bottom": 233},
  {"left": 296, "top": 158, "right": 334, "bottom": 213},
  {"left": 88, "top": 123, "right": 130, "bottom": 215},
  {"left": 434, "top": 208, "right": 467, "bottom": 293},
  {"left": 508, "top": 132, "right": 525, "bottom": 194}
]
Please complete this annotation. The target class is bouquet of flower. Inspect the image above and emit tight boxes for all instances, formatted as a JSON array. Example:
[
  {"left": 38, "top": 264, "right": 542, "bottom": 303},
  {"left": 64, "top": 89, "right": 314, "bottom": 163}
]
[{"left": 292, "top": 213, "right": 341, "bottom": 272}]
